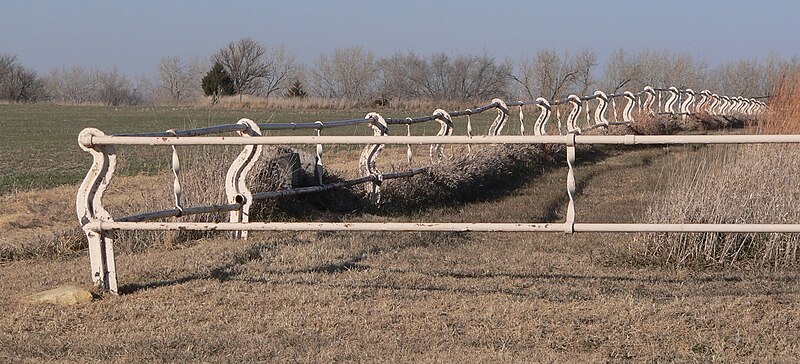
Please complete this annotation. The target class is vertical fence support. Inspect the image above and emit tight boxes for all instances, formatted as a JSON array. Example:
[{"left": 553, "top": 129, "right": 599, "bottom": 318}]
[
  {"left": 167, "top": 130, "right": 184, "bottom": 214},
  {"left": 359, "top": 112, "right": 388, "bottom": 204},
  {"left": 225, "top": 118, "right": 262, "bottom": 240},
  {"left": 565, "top": 133, "right": 577, "bottom": 234},
  {"left": 315, "top": 121, "right": 324, "bottom": 185},
  {"left": 76, "top": 128, "right": 119, "bottom": 294}
]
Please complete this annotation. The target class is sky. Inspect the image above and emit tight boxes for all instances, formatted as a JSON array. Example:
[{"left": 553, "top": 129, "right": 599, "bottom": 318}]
[{"left": 2, "top": 0, "right": 798, "bottom": 78}]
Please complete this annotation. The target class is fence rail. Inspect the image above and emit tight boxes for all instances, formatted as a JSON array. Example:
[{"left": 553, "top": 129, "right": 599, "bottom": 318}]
[{"left": 76, "top": 85, "right": 773, "bottom": 294}]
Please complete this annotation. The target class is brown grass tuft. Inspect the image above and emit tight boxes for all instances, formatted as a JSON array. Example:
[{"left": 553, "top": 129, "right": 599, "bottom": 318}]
[
  {"left": 760, "top": 70, "right": 800, "bottom": 134},
  {"left": 636, "top": 73, "right": 800, "bottom": 268},
  {"left": 378, "top": 145, "right": 558, "bottom": 212}
]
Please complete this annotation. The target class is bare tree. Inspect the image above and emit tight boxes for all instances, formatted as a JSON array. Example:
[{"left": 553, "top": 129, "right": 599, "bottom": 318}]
[
  {"left": 0, "top": 54, "right": 14, "bottom": 82},
  {"left": 378, "top": 52, "right": 510, "bottom": 101},
  {"left": 311, "top": 47, "right": 376, "bottom": 100},
  {"left": 214, "top": 37, "right": 270, "bottom": 101},
  {"left": 157, "top": 55, "right": 205, "bottom": 103},
  {"left": 377, "top": 51, "right": 427, "bottom": 99},
  {"left": 213, "top": 38, "right": 297, "bottom": 101},
  {"left": 250, "top": 45, "right": 296, "bottom": 98},
  {"left": 449, "top": 53, "right": 512, "bottom": 101},
  {"left": 97, "top": 67, "right": 140, "bottom": 106},
  {"left": 512, "top": 49, "right": 578, "bottom": 100},
  {"left": 0, "top": 54, "right": 46, "bottom": 103},
  {"left": 663, "top": 52, "right": 707, "bottom": 90},
  {"left": 46, "top": 66, "right": 99, "bottom": 104},
  {"left": 602, "top": 48, "right": 641, "bottom": 93},
  {"left": 573, "top": 49, "right": 597, "bottom": 96}
]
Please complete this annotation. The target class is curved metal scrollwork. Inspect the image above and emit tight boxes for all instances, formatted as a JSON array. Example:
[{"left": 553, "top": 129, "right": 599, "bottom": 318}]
[
  {"left": 359, "top": 112, "right": 389, "bottom": 203},
  {"left": 430, "top": 109, "right": 454, "bottom": 162},
  {"left": 593, "top": 91, "right": 609, "bottom": 126},
  {"left": 533, "top": 97, "right": 552, "bottom": 136},
  {"left": 488, "top": 98, "right": 509, "bottom": 136},
  {"left": 566, "top": 95, "right": 582, "bottom": 133}
]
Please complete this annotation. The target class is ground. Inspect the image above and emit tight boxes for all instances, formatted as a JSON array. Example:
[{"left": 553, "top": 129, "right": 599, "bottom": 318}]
[{"left": 1, "top": 105, "right": 798, "bottom": 362}]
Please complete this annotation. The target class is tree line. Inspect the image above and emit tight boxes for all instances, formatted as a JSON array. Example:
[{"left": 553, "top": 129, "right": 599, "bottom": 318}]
[{"left": 2, "top": 37, "right": 797, "bottom": 106}]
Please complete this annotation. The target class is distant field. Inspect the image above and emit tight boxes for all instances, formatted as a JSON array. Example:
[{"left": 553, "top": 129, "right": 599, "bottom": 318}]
[{"left": 0, "top": 104, "right": 493, "bottom": 194}]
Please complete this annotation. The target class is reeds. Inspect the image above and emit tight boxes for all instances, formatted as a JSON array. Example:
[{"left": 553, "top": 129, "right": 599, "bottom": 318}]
[{"left": 638, "top": 70, "right": 800, "bottom": 268}]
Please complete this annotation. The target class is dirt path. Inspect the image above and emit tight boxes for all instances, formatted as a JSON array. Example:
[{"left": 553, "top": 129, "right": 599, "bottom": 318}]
[{"left": 2, "top": 146, "right": 799, "bottom": 362}]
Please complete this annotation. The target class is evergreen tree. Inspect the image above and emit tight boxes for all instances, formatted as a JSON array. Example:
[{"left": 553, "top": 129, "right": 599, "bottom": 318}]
[
  {"left": 284, "top": 80, "right": 307, "bottom": 98},
  {"left": 201, "top": 62, "right": 234, "bottom": 103}
]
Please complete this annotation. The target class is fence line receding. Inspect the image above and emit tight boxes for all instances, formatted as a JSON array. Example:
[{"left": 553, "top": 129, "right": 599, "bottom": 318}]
[{"left": 76, "top": 85, "right": 775, "bottom": 294}]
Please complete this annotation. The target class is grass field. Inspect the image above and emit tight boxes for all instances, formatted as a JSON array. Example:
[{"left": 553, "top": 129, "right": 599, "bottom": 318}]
[
  {"left": 0, "top": 104, "right": 477, "bottom": 194},
  {"left": 1, "top": 104, "right": 799, "bottom": 362}
]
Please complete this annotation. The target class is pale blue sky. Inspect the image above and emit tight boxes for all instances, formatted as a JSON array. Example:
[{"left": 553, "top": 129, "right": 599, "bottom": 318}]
[{"left": 1, "top": 0, "right": 798, "bottom": 77}]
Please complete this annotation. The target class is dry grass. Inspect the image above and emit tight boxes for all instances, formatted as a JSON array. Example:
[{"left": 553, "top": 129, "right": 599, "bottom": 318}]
[
  {"left": 760, "top": 70, "right": 800, "bottom": 134},
  {"left": 638, "top": 144, "right": 800, "bottom": 268},
  {"left": 637, "top": 72, "right": 800, "bottom": 268},
  {"left": 2, "top": 146, "right": 799, "bottom": 362},
  {"left": 0, "top": 145, "right": 288, "bottom": 261},
  {"left": 624, "top": 111, "right": 747, "bottom": 136},
  {"left": 381, "top": 145, "right": 559, "bottom": 212}
]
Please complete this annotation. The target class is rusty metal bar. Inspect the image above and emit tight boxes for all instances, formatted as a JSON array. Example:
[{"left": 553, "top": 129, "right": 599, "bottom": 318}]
[
  {"left": 252, "top": 168, "right": 427, "bottom": 200},
  {"left": 115, "top": 202, "right": 243, "bottom": 223}
]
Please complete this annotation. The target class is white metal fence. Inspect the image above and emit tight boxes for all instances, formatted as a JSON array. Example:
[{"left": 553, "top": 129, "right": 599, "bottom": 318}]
[{"left": 76, "top": 86, "right": 773, "bottom": 293}]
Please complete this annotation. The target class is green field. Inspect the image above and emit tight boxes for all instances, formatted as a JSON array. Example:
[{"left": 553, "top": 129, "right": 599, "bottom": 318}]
[{"left": 0, "top": 104, "right": 491, "bottom": 194}]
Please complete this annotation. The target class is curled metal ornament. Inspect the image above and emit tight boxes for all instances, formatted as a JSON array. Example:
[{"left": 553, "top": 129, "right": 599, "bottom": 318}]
[
  {"left": 680, "top": 89, "right": 695, "bottom": 117},
  {"left": 76, "top": 127, "right": 118, "bottom": 293},
  {"left": 696, "top": 90, "right": 711, "bottom": 113},
  {"left": 745, "top": 99, "right": 757, "bottom": 115},
  {"left": 720, "top": 96, "right": 731, "bottom": 116},
  {"left": 488, "top": 98, "right": 509, "bottom": 135},
  {"left": 734, "top": 97, "right": 746, "bottom": 115},
  {"left": 664, "top": 87, "right": 679, "bottom": 115},
  {"left": 622, "top": 91, "right": 636, "bottom": 122},
  {"left": 566, "top": 95, "right": 582, "bottom": 133},
  {"left": 359, "top": 112, "right": 388, "bottom": 203},
  {"left": 429, "top": 109, "right": 454, "bottom": 162},
  {"left": 710, "top": 94, "right": 721, "bottom": 115},
  {"left": 225, "top": 118, "right": 262, "bottom": 240},
  {"left": 533, "top": 97, "right": 552, "bottom": 136},
  {"left": 642, "top": 86, "right": 656, "bottom": 115},
  {"left": 593, "top": 91, "right": 609, "bottom": 126}
]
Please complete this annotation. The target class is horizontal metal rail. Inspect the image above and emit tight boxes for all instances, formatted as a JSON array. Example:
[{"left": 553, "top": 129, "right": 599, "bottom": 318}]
[
  {"left": 116, "top": 202, "right": 243, "bottom": 223},
  {"left": 86, "top": 134, "right": 800, "bottom": 146},
  {"left": 86, "top": 222, "right": 800, "bottom": 233},
  {"left": 114, "top": 168, "right": 429, "bottom": 223},
  {"left": 252, "top": 167, "right": 427, "bottom": 200},
  {"left": 114, "top": 101, "right": 505, "bottom": 137}
]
